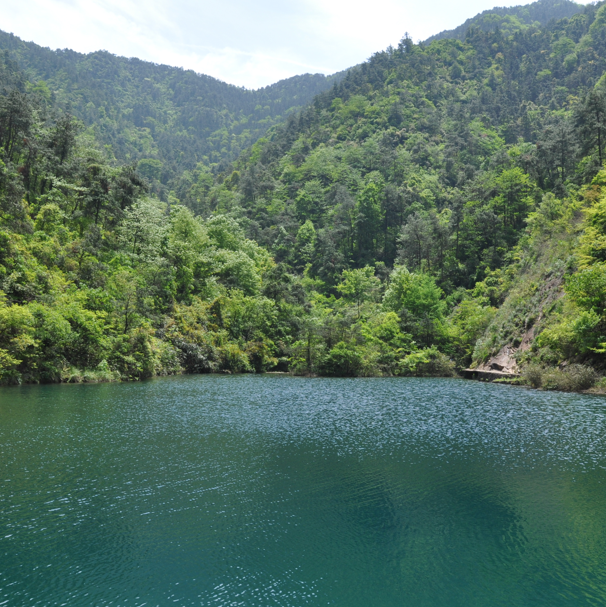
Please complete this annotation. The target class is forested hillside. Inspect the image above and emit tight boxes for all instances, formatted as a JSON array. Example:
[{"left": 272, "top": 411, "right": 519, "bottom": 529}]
[
  {"left": 193, "top": 0, "right": 606, "bottom": 385},
  {"left": 3, "top": 0, "right": 606, "bottom": 388},
  {"left": 426, "top": 0, "right": 582, "bottom": 43},
  {"left": 0, "top": 30, "right": 343, "bottom": 192}
]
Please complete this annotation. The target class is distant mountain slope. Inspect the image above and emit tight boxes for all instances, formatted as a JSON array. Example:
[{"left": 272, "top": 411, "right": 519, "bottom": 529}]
[
  {"left": 0, "top": 30, "right": 343, "bottom": 186},
  {"left": 201, "top": 0, "right": 606, "bottom": 284},
  {"left": 425, "top": 0, "right": 583, "bottom": 43}
]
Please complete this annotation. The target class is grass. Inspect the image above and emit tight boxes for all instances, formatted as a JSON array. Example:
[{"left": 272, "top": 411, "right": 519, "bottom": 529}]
[{"left": 60, "top": 360, "right": 121, "bottom": 384}]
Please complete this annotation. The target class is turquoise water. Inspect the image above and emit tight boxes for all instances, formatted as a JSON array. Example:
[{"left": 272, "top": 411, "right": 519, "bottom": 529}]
[{"left": 1, "top": 376, "right": 606, "bottom": 606}]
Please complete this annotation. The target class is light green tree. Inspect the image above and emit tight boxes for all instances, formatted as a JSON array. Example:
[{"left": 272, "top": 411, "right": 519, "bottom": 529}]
[
  {"left": 295, "top": 219, "right": 316, "bottom": 268},
  {"left": 337, "top": 266, "right": 380, "bottom": 317}
]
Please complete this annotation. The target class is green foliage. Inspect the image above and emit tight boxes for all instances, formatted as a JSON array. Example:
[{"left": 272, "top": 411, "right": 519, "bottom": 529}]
[
  {"left": 426, "top": 0, "right": 582, "bottom": 43},
  {"left": 4, "top": 2, "right": 606, "bottom": 385},
  {"left": 399, "top": 347, "right": 456, "bottom": 377},
  {"left": 448, "top": 297, "right": 497, "bottom": 366},
  {"left": 61, "top": 360, "right": 120, "bottom": 384},
  {"left": 337, "top": 266, "right": 380, "bottom": 316},
  {"left": 205, "top": 1, "right": 606, "bottom": 305},
  {"left": 0, "top": 33, "right": 344, "bottom": 187},
  {"left": 537, "top": 309, "right": 601, "bottom": 356},
  {"left": 383, "top": 267, "right": 444, "bottom": 319},
  {"left": 566, "top": 264, "right": 606, "bottom": 315},
  {"left": 383, "top": 267, "right": 446, "bottom": 346},
  {"left": 578, "top": 195, "right": 606, "bottom": 264},
  {"left": 522, "top": 363, "right": 598, "bottom": 391},
  {"left": 295, "top": 220, "right": 316, "bottom": 268},
  {"left": 319, "top": 342, "right": 363, "bottom": 377}
]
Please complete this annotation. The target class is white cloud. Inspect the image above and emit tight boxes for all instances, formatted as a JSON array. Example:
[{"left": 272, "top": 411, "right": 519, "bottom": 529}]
[
  {"left": 189, "top": 47, "right": 334, "bottom": 87},
  {"left": 0, "top": 0, "right": 596, "bottom": 88}
]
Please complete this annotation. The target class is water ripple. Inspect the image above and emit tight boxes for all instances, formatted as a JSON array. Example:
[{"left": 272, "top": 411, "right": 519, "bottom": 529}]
[{"left": 1, "top": 376, "right": 605, "bottom": 606}]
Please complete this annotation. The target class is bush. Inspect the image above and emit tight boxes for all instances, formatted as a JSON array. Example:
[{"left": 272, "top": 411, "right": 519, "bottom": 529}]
[
  {"left": 246, "top": 340, "right": 278, "bottom": 373},
  {"left": 172, "top": 337, "right": 217, "bottom": 373},
  {"left": 589, "top": 377, "right": 606, "bottom": 393},
  {"left": 61, "top": 360, "right": 121, "bottom": 384},
  {"left": 542, "top": 364, "right": 598, "bottom": 392},
  {"left": 319, "top": 342, "right": 363, "bottom": 377},
  {"left": 218, "top": 343, "right": 251, "bottom": 373},
  {"left": 398, "top": 347, "right": 456, "bottom": 377},
  {"left": 523, "top": 364, "right": 544, "bottom": 388},
  {"left": 523, "top": 363, "right": 598, "bottom": 392},
  {"left": 537, "top": 310, "right": 602, "bottom": 357},
  {"left": 0, "top": 347, "right": 22, "bottom": 384},
  {"left": 110, "top": 327, "right": 180, "bottom": 380}
]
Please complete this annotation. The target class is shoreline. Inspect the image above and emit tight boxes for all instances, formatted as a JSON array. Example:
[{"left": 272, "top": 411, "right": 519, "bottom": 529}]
[{"left": 2, "top": 369, "right": 606, "bottom": 396}]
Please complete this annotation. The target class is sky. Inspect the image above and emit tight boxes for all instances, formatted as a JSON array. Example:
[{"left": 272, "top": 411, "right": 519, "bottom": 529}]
[{"left": 1, "top": 0, "right": 593, "bottom": 89}]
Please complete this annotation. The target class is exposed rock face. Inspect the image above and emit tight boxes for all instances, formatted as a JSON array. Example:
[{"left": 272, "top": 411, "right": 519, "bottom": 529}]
[
  {"left": 475, "top": 323, "right": 540, "bottom": 375},
  {"left": 472, "top": 267, "right": 568, "bottom": 377},
  {"left": 476, "top": 345, "right": 520, "bottom": 375}
]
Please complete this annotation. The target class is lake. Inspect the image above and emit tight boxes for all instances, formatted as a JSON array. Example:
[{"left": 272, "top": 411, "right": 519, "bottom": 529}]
[{"left": 1, "top": 375, "right": 605, "bottom": 606}]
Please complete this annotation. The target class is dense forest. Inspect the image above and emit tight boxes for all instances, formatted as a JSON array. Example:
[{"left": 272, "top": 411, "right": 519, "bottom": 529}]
[
  {"left": 426, "top": 0, "right": 583, "bottom": 43},
  {"left": 3, "top": 0, "right": 606, "bottom": 389},
  {"left": 0, "top": 29, "right": 344, "bottom": 195}
]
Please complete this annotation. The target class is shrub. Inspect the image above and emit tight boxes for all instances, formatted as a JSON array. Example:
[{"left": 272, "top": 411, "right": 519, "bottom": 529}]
[
  {"left": 319, "top": 342, "right": 363, "bottom": 377},
  {"left": 523, "top": 364, "right": 544, "bottom": 388},
  {"left": 0, "top": 347, "right": 22, "bottom": 384},
  {"left": 61, "top": 360, "right": 121, "bottom": 384},
  {"left": 523, "top": 363, "right": 598, "bottom": 391},
  {"left": 399, "top": 347, "right": 455, "bottom": 377},
  {"left": 218, "top": 343, "right": 251, "bottom": 373},
  {"left": 110, "top": 326, "right": 179, "bottom": 380},
  {"left": 28, "top": 302, "right": 74, "bottom": 382},
  {"left": 246, "top": 340, "right": 278, "bottom": 373},
  {"left": 448, "top": 297, "right": 496, "bottom": 366},
  {"left": 538, "top": 309, "right": 602, "bottom": 357},
  {"left": 383, "top": 267, "right": 446, "bottom": 347},
  {"left": 171, "top": 337, "right": 217, "bottom": 373},
  {"left": 358, "top": 344, "right": 388, "bottom": 377},
  {"left": 542, "top": 364, "right": 598, "bottom": 392},
  {"left": 589, "top": 377, "right": 606, "bottom": 393}
]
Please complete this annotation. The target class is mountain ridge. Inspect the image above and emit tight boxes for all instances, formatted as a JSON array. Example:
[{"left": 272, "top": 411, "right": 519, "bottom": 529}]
[
  {"left": 425, "top": 0, "right": 583, "bottom": 43},
  {"left": 0, "top": 29, "right": 345, "bottom": 186}
]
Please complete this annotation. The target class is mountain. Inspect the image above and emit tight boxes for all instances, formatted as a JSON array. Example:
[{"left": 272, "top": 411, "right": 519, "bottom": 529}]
[
  {"left": 2, "top": 0, "right": 606, "bottom": 386},
  {"left": 207, "top": 0, "right": 606, "bottom": 279},
  {"left": 0, "top": 29, "right": 344, "bottom": 189},
  {"left": 193, "top": 0, "right": 606, "bottom": 377},
  {"left": 425, "top": 0, "right": 583, "bottom": 43}
]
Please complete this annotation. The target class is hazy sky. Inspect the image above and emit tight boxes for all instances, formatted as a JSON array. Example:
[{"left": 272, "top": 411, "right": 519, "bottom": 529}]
[{"left": 2, "top": 0, "right": 592, "bottom": 89}]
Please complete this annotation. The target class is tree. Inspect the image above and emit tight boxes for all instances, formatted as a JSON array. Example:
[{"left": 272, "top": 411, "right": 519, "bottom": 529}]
[
  {"left": 319, "top": 342, "right": 362, "bottom": 376},
  {"left": 294, "top": 220, "right": 316, "bottom": 269},
  {"left": 117, "top": 198, "right": 168, "bottom": 262},
  {"left": 566, "top": 264, "right": 606, "bottom": 318},
  {"left": 356, "top": 173, "right": 384, "bottom": 264},
  {"left": 397, "top": 212, "right": 429, "bottom": 271},
  {"left": 382, "top": 184, "right": 404, "bottom": 263},
  {"left": 295, "top": 179, "right": 326, "bottom": 224},
  {"left": 50, "top": 115, "right": 80, "bottom": 165},
  {"left": 383, "top": 266, "right": 446, "bottom": 345},
  {"left": 110, "top": 271, "right": 140, "bottom": 334},
  {"left": 332, "top": 186, "right": 356, "bottom": 263},
  {"left": 310, "top": 228, "right": 346, "bottom": 287},
  {"left": 576, "top": 90, "right": 606, "bottom": 167},
  {"left": 337, "top": 266, "right": 380, "bottom": 317},
  {"left": 491, "top": 168, "right": 534, "bottom": 230},
  {"left": 536, "top": 118, "right": 577, "bottom": 187},
  {"left": 0, "top": 89, "right": 32, "bottom": 162}
]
